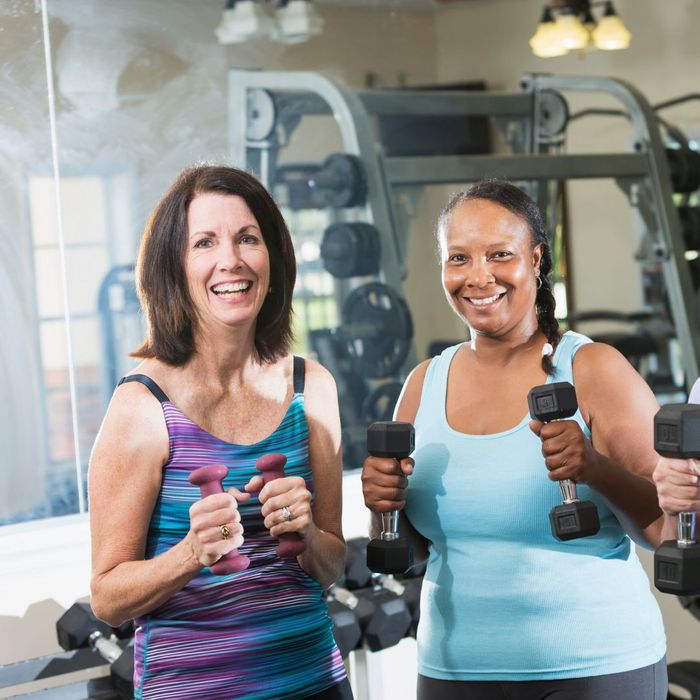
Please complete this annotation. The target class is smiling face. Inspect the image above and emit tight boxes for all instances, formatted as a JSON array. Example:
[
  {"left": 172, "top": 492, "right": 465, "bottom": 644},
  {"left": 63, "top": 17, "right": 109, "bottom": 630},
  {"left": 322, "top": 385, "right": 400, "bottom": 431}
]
[
  {"left": 184, "top": 192, "right": 270, "bottom": 334},
  {"left": 439, "top": 197, "right": 543, "bottom": 340}
]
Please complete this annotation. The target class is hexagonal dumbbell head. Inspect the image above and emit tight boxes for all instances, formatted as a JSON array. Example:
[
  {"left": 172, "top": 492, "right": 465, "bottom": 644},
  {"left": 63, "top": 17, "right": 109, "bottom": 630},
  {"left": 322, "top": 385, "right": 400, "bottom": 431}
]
[
  {"left": 655, "top": 541, "right": 700, "bottom": 595},
  {"left": 57, "top": 602, "right": 113, "bottom": 651},
  {"left": 549, "top": 500, "right": 600, "bottom": 541},
  {"left": 367, "top": 421, "right": 414, "bottom": 458},
  {"left": 360, "top": 589, "right": 411, "bottom": 652},
  {"left": 654, "top": 404, "right": 700, "bottom": 459},
  {"left": 366, "top": 538, "right": 413, "bottom": 575},
  {"left": 527, "top": 381, "right": 577, "bottom": 423}
]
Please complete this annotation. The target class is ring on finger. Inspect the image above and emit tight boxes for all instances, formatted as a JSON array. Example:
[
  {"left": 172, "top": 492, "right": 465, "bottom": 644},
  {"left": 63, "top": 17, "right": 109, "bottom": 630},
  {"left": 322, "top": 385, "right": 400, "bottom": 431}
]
[
  {"left": 282, "top": 505, "right": 294, "bottom": 522},
  {"left": 220, "top": 524, "right": 231, "bottom": 540}
]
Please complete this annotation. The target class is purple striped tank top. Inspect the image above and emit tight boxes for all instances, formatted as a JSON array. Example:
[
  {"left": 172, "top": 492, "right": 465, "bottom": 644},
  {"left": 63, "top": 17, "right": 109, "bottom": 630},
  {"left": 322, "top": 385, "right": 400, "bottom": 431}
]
[{"left": 119, "top": 357, "right": 346, "bottom": 699}]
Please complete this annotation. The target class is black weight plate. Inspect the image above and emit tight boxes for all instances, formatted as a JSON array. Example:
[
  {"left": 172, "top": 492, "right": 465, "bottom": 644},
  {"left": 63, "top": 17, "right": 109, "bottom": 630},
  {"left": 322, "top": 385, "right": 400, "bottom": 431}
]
[
  {"left": 341, "top": 283, "right": 413, "bottom": 379},
  {"left": 315, "top": 153, "right": 368, "bottom": 209},
  {"left": 361, "top": 381, "right": 403, "bottom": 423},
  {"left": 320, "top": 222, "right": 381, "bottom": 278}
]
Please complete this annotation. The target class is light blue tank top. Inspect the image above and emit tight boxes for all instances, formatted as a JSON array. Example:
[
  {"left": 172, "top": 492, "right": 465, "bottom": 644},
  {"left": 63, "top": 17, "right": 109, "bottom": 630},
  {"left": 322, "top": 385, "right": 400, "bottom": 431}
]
[{"left": 404, "top": 331, "right": 666, "bottom": 681}]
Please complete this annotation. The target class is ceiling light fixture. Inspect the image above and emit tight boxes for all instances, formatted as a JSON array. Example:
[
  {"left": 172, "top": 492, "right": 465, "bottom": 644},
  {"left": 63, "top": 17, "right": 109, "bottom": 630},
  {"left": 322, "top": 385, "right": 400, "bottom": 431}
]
[
  {"left": 274, "top": 0, "right": 324, "bottom": 44},
  {"left": 215, "top": 0, "right": 323, "bottom": 45},
  {"left": 215, "top": 0, "right": 274, "bottom": 44},
  {"left": 529, "top": 1, "right": 631, "bottom": 59}
]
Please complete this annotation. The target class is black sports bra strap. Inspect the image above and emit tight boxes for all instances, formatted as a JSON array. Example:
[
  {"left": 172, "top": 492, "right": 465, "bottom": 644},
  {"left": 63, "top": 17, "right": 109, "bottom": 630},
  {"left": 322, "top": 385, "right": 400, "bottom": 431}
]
[
  {"left": 118, "top": 374, "right": 170, "bottom": 403},
  {"left": 293, "top": 356, "right": 305, "bottom": 395}
]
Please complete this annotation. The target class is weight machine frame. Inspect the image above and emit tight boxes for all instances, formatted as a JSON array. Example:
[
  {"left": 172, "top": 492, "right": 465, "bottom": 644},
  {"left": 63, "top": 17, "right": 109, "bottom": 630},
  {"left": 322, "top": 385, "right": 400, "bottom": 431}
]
[{"left": 229, "top": 68, "right": 700, "bottom": 386}]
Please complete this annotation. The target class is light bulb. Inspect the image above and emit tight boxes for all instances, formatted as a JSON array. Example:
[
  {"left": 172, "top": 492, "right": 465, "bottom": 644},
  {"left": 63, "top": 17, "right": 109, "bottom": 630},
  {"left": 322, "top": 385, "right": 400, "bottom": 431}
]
[
  {"left": 529, "top": 7, "right": 569, "bottom": 58},
  {"left": 554, "top": 9, "right": 589, "bottom": 50},
  {"left": 592, "top": 2, "right": 631, "bottom": 50}
]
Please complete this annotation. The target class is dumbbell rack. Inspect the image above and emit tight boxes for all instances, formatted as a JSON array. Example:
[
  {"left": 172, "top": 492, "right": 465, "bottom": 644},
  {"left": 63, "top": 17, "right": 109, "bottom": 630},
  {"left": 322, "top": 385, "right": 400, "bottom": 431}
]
[{"left": 229, "top": 69, "right": 700, "bottom": 388}]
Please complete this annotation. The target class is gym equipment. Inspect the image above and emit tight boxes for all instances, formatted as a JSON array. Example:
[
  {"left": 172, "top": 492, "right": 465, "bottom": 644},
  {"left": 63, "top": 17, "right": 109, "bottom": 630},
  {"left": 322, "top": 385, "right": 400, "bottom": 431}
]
[
  {"left": 340, "top": 282, "right": 413, "bottom": 379},
  {"left": 0, "top": 652, "right": 123, "bottom": 699},
  {"left": 678, "top": 205, "right": 700, "bottom": 252},
  {"left": 667, "top": 660, "right": 700, "bottom": 700},
  {"left": 320, "top": 222, "right": 381, "bottom": 278},
  {"left": 309, "top": 153, "right": 368, "bottom": 209},
  {"left": 97, "top": 264, "right": 143, "bottom": 408},
  {"left": 188, "top": 464, "right": 251, "bottom": 573},
  {"left": 331, "top": 582, "right": 412, "bottom": 652},
  {"left": 326, "top": 596, "right": 363, "bottom": 659},
  {"left": 527, "top": 382, "right": 601, "bottom": 541},
  {"left": 343, "top": 536, "right": 424, "bottom": 640},
  {"left": 666, "top": 147, "right": 700, "bottom": 194},
  {"left": 653, "top": 403, "right": 700, "bottom": 595},
  {"left": 255, "top": 452, "right": 306, "bottom": 558},
  {"left": 366, "top": 421, "right": 415, "bottom": 574},
  {"left": 343, "top": 535, "right": 426, "bottom": 590},
  {"left": 230, "top": 69, "right": 700, "bottom": 395},
  {"left": 342, "top": 537, "right": 373, "bottom": 590},
  {"left": 56, "top": 602, "right": 134, "bottom": 699},
  {"left": 361, "top": 381, "right": 403, "bottom": 424}
]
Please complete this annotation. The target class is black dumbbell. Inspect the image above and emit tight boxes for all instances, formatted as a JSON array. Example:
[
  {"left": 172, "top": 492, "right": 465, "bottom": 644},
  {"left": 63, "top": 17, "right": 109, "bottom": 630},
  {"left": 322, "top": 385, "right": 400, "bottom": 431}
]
[
  {"left": 56, "top": 602, "right": 134, "bottom": 699},
  {"left": 325, "top": 595, "right": 363, "bottom": 658},
  {"left": 653, "top": 403, "right": 700, "bottom": 595},
  {"left": 366, "top": 421, "right": 415, "bottom": 574},
  {"left": 331, "top": 581, "right": 411, "bottom": 652},
  {"left": 342, "top": 537, "right": 423, "bottom": 639},
  {"left": 528, "top": 381, "right": 600, "bottom": 541},
  {"left": 341, "top": 537, "right": 372, "bottom": 589}
]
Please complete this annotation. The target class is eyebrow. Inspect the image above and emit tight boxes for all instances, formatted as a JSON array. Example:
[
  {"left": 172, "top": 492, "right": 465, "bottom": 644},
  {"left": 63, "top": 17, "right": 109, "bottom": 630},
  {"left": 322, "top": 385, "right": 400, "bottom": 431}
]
[{"left": 188, "top": 224, "right": 260, "bottom": 239}]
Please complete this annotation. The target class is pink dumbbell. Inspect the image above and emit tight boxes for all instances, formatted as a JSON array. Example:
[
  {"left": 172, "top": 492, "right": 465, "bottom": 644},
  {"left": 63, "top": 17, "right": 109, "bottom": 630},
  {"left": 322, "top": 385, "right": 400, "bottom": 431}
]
[
  {"left": 255, "top": 453, "right": 306, "bottom": 558},
  {"left": 188, "top": 464, "right": 250, "bottom": 574}
]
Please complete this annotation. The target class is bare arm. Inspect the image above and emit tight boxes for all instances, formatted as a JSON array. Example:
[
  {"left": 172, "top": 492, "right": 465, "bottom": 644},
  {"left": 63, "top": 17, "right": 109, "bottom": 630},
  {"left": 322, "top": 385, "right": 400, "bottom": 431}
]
[
  {"left": 89, "top": 382, "right": 245, "bottom": 626},
  {"left": 561, "top": 342, "right": 666, "bottom": 548},
  {"left": 258, "top": 360, "right": 346, "bottom": 588},
  {"left": 363, "top": 361, "right": 430, "bottom": 565}
]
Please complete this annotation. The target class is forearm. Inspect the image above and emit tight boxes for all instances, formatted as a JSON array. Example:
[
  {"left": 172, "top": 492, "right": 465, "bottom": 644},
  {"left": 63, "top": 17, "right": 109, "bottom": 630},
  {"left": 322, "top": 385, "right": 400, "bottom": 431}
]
[
  {"left": 297, "top": 525, "right": 346, "bottom": 589},
  {"left": 587, "top": 452, "right": 664, "bottom": 548},
  {"left": 91, "top": 537, "right": 202, "bottom": 627}
]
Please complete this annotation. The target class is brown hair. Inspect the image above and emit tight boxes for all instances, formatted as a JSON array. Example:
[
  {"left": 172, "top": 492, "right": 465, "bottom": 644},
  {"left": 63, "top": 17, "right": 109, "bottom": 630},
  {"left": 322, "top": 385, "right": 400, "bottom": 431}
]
[
  {"left": 437, "top": 179, "right": 561, "bottom": 375},
  {"left": 132, "top": 164, "right": 296, "bottom": 365}
]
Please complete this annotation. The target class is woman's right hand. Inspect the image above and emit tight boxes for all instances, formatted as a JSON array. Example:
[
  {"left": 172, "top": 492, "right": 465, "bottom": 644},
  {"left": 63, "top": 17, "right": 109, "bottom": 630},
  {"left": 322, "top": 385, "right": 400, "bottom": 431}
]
[
  {"left": 653, "top": 456, "right": 700, "bottom": 515},
  {"left": 361, "top": 456, "right": 414, "bottom": 513},
  {"left": 186, "top": 489, "right": 249, "bottom": 568}
]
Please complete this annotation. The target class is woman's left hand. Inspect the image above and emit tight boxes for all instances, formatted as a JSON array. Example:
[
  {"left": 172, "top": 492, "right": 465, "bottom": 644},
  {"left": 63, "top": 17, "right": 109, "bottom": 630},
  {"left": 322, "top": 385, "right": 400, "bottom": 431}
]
[
  {"left": 529, "top": 418, "right": 598, "bottom": 484},
  {"left": 245, "top": 475, "right": 313, "bottom": 539}
]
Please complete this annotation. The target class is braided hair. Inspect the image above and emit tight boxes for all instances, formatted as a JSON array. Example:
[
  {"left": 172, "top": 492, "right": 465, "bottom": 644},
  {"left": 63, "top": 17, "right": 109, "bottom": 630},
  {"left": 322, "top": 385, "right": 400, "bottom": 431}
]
[{"left": 436, "top": 180, "right": 561, "bottom": 375}]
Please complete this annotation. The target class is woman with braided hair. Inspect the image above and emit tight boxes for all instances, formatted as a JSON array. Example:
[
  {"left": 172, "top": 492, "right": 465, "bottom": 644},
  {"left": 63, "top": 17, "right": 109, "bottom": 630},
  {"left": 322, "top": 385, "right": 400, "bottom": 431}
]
[{"left": 361, "top": 180, "right": 668, "bottom": 699}]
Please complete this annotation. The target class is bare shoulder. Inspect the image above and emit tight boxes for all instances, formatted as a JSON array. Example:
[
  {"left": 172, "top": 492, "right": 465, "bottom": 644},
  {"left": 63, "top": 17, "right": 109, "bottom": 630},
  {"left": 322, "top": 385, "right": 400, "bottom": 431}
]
[
  {"left": 303, "top": 356, "right": 337, "bottom": 393},
  {"left": 395, "top": 359, "right": 431, "bottom": 424},
  {"left": 573, "top": 341, "right": 642, "bottom": 385},
  {"left": 92, "top": 364, "right": 170, "bottom": 468},
  {"left": 572, "top": 340, "right": 657, "bottom": 419}
]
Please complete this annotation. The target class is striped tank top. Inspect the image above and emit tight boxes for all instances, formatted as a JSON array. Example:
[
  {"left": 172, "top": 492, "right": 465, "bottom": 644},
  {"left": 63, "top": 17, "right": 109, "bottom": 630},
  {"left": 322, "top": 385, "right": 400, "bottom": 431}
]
[{"left": 119, "top": 357, "right": 346, "bottom": 699}]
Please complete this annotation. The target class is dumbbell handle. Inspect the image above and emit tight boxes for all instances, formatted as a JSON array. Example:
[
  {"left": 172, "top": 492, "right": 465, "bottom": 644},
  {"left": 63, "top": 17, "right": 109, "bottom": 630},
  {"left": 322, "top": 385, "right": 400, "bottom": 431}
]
[
  {"left": 380, "top": 511, "right": 400, "bottom": 540},
  {"left": 188, "top": 465, "right": 250, "bottom": 574},
  {"left": 88, "top": 631, "right": 121, "bottom": 664},
  {"left": 677, "top": 512, "right": 697, "bottom": 546},
  {"left": 559, "top": 479, "right": 579, "bottom": 504},
  {"left": 255, "top": 453, "right": 306, "bottom": 558},
  {"left": 332, "top": 585, "right": 360, "bottom": 610}
]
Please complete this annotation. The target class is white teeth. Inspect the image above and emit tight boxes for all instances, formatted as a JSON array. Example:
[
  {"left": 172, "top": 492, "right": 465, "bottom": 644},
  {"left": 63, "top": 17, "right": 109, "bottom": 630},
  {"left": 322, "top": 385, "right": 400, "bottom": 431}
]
[
  {"left": 212, "top": 281, "right": 251, "bottom": 294},
  {"left": 469, "top": 293, "right": 502, "bottom": 306}
]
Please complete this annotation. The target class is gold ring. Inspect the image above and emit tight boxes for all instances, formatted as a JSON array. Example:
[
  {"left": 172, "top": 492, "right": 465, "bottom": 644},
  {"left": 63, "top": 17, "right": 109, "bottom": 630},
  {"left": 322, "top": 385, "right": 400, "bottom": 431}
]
[{"left": 220, "top": 524, "right": 231, "bottom": 540}]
